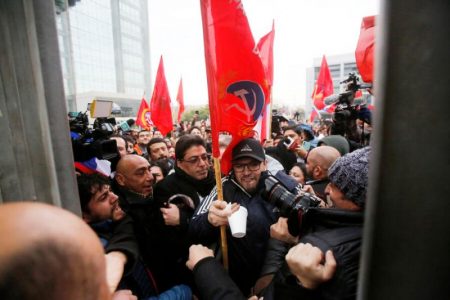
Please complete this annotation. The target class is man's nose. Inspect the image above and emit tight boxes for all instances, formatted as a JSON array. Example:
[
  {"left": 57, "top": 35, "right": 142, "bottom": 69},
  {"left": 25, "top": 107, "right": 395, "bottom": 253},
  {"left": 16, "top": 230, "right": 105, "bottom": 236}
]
[
  {"left": 110, "top": 192, "right": 119, "bottom": 204},
  {"left": 145, "top": 169, "right": 154, "bottom": 182},
  {"left": 242, "top": 166, "right": 251, "bottom": 175}
]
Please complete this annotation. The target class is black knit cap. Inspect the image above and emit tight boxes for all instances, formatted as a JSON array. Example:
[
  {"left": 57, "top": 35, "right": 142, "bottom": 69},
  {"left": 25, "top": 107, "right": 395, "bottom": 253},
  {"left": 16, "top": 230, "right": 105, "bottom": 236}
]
[
  {"left": 328, "top": 146, "right": 371, "bottom": 208},
  {"left": 232, "top": 138, "right": 265, "bottom": 162}
]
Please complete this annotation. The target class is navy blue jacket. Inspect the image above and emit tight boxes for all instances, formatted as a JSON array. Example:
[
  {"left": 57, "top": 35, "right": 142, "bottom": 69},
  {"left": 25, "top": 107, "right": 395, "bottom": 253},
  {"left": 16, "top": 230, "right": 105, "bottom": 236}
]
[{"left": 190, "top": 170, "right": 301, "bottom": 295}]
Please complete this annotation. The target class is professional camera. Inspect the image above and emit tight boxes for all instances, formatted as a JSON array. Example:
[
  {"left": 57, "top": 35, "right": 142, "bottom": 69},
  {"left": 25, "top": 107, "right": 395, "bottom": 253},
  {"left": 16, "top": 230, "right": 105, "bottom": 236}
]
[
  {"left": 263, "top": 175, "right": 321, "bottom": 236},
  {"left": 69, "top": 112, "right": 119, "bottom": 168},
  {"left": 323, "top": 73, "right": 373, "bottom": 146}
]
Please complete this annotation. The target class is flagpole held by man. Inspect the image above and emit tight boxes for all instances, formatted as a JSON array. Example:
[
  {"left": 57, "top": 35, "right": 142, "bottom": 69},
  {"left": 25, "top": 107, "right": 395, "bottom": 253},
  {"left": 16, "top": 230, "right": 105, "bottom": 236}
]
[{"left": 200, "top": 0, "right": 271, "bottom": 270}]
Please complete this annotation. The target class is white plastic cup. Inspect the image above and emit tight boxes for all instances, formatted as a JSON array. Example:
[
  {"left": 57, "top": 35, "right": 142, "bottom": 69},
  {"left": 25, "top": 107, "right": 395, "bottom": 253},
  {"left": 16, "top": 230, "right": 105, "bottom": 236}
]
[{"left": 228, "top": 206, "right": 248, "bottom": 238}]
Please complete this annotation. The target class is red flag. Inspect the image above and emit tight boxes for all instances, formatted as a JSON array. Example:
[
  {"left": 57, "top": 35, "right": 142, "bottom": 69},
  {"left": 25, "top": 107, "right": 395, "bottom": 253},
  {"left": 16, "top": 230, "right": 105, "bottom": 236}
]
[
  {"left": 257, "top": 21, "right": 275, "bottom": 87},
  {"left": 176, "top": 78, "right": 184, "bottom": 124},
  {"left": 201, "top": 0, "right": 270, "bottom": 173},
  {"left": 312, "top": 55, "right": 334, "bottom": 110},
  {"left": 135, "top": 98, "right": 152, "bottom": 130},
  {"left": 355, "top": 16, "right": 376, "bottom": 83},
  {"left": 150, "top": 56, "right": 173, "bottom": 136},
  {"left": 310, "top": 55, "right": 334, "bottom": 121},
  {"left": 255, "top": 21, "right": 275, "bottom": 142}
]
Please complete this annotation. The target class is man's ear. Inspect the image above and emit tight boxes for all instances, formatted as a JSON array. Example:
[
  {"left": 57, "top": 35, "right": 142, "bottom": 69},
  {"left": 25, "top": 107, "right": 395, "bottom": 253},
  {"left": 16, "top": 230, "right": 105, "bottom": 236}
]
[
  {"left": 115, "top": 173, "right": 126, "bottom": 186},
  {"left": 313, "top": 165, "right": 322, "bottom": 178}
]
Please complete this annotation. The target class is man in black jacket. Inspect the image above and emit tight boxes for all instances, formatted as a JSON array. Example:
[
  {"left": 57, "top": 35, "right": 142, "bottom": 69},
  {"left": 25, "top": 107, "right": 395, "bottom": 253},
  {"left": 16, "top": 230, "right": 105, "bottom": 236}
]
[
  {"left": 190, "top": 138, "right": 302, "bottom": 296},
  {"left": 112, "top": 154, "right": 192, "bottom": 298},
  {"left": 187, "top": 146, "right": 370, "bottom": 300},
  {"left": 152, "top": 134, "right": 216, "bottom": 289}
]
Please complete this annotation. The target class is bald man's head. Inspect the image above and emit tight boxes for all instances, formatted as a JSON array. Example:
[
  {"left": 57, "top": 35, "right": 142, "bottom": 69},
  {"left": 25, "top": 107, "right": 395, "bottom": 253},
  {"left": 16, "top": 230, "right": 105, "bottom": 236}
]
[
  {"left": 0, "top": 202, "right": 110, "bottom": 300},
  {"left": 115, "top": 155, "right": 154, "bottom": 197},
  {"left": 306, "top": 146, "right": 341, "bottom": 180}
]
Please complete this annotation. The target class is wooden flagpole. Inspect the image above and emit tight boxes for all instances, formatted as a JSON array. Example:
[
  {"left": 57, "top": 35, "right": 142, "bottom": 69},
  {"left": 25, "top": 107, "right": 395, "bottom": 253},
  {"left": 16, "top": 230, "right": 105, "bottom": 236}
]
[{"left": 213, "top": 157, "right": 229, "bottom": 270}]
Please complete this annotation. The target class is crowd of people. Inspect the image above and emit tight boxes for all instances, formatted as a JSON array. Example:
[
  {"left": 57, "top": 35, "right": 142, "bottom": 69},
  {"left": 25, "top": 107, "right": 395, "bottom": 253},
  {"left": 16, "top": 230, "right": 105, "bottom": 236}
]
[{"left": 0, "top": 114, "right": 372, "bottom": 300}]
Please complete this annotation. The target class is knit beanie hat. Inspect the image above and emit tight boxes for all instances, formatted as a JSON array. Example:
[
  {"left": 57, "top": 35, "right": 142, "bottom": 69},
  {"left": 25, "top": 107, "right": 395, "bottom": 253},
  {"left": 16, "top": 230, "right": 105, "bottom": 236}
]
[
  {"left": 318, "top": 135, "right": 350, "bottom": 156},
  {"left": 328, "top": 146, "right": 371, "bottom": 208}
]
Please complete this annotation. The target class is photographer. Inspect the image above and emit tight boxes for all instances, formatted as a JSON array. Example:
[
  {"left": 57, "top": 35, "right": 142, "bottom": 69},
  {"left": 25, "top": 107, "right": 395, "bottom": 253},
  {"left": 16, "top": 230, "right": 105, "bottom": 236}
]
[
  {"left": 186, "top": 147, "right": 370, "bottom": 300},
  {"left": 268, "top": 146, "right": 370, "bottom": 300},
  {"left": 326, "top": 73, "right": 373, "bottom": 150}
]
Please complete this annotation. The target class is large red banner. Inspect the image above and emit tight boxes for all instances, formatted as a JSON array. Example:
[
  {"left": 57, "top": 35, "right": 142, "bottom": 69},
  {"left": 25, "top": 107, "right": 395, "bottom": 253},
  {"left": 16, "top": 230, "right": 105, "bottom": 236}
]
[{"left": 200, "top": 0, "right": 270, "bottom": 173}]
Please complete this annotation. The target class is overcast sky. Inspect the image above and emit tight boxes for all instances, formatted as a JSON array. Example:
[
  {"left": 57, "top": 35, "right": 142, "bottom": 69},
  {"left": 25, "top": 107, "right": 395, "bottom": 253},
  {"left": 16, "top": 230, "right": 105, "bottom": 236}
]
[{"left": 148, "top": 0, "right": 379, "bottom": 108}]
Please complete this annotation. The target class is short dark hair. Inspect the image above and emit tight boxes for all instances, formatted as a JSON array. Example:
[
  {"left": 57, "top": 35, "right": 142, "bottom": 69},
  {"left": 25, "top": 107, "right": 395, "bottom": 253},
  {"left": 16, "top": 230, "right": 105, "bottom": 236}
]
[
  {"left": 122, "top": 135, "right": 135, "bottom": 145},
  {"left": 138, "top": 130, "right": 150, "bottom": 137},
  {"left": 292, "top": 162, "right": 307, "bottom": 177},
  {"left": 147, "top": 137, "right": 166, "bottom": 154},
  {"left": 147, "top": 137, "right": 165, "bottom": 148},
  {"left": 151, "top": 159, "right": 171, "bottom": 177},
  {"left": 77, "top": 174, "right": 110, "bottom": 213},
  {"left": 283, "top": 125, "right": 302, "bottom": 135},
  {"left": 175, "top": 134, "right": 206, "bottom": 160}
]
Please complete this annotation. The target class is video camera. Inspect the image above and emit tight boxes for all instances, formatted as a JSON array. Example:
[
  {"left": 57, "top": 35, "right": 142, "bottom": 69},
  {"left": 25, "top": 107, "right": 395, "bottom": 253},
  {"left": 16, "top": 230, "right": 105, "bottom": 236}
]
[
  {"left": 323, "top": 73, "right": 373, "bottom": 145},
  {"left": 263, "top": 175, "right": 321, "bottom": 237},
  {"left": 69, "top": 112, "right": 119, "bottom": 166}
]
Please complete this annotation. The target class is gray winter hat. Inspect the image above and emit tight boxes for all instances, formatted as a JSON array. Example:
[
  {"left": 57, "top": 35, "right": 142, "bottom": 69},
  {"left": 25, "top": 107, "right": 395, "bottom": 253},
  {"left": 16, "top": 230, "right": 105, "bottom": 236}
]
[{"left": 328, "top": 146, "right": 371, "bottom": 208}]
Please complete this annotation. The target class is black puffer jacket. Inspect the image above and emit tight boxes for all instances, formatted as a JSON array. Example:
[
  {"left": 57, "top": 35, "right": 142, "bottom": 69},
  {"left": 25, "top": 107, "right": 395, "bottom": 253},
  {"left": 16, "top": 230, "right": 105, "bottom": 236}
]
[
  {"left": 266, "top": 208, "right": 364, "bottom": 300},
  {"left": 112, "top": 180, "right": 188, "bottom": 292}
]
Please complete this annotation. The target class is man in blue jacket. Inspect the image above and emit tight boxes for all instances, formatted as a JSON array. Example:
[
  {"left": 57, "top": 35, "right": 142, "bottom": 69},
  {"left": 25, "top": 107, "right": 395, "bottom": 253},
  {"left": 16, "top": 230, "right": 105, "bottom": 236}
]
[{"left": 190, "top": 138, "right": 302, "bottom": 296}]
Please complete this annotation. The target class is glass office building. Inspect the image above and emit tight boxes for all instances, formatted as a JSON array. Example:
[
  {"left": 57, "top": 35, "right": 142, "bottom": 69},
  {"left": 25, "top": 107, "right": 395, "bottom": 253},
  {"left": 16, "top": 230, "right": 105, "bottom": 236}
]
[{"left": 56, "top": 0, "right": 151, "bottom": 115}]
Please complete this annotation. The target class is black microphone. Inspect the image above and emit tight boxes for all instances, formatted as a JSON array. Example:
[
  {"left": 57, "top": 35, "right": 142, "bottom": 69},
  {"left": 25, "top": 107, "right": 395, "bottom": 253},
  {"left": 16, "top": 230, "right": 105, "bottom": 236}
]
[{"left": 126, "top": 119, "right": 135, "bottom": 127}]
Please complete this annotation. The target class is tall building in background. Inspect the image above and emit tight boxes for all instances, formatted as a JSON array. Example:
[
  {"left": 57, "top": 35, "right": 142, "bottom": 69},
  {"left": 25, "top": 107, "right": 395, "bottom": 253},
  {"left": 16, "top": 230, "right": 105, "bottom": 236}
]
[
  {"left": 56, "top": 0, "right": 151, "bottom": 117},
  {"left": 305, "top": 53, "right": 373, "bottom": 117}
]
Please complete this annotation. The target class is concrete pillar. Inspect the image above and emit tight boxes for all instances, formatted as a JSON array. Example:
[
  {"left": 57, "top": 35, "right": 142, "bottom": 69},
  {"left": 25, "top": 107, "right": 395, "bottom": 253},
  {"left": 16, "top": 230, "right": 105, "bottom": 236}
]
[
  {"left": 0, "top": 0, "right": 80, "bottom": 215},
  {"left": 359, "top": 0, "right": 450, "bottom": 299}
]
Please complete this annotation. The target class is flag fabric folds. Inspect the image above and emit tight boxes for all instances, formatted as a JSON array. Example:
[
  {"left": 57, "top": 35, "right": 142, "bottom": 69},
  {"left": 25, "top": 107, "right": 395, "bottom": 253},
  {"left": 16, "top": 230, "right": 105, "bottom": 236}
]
[
  {"left": 257, "top": 21, "right": 275, "bottom": 87},
  {"left": 255, "top": 21, "right": 275, "bottom": 142},
  {"left": 310, "top": 55, "right": 334, "bottom": 121},
  {"left": 176, "top": 78, "right": 184, "bottom": 124},
  {"left": 200, "top": 0, "right": 270, "bottom": 174},
  {"left": 135, "top": 98, "right": 152, "bottom": 130},
  {"left": 355, "top": 16, "right": 376, "bottom": 83},
  {"left": 150, "top": 56, "right": 173, "bottom": 136}
]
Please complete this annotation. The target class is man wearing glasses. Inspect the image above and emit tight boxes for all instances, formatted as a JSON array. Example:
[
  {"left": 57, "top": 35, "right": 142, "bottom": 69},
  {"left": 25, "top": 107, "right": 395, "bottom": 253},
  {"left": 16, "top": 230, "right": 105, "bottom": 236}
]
[
  {"left": 190, "top": 138, "right": 301, "bottom": 296},
  {"left": 152, "top": 134, "right": 216, "bottom": 289}
]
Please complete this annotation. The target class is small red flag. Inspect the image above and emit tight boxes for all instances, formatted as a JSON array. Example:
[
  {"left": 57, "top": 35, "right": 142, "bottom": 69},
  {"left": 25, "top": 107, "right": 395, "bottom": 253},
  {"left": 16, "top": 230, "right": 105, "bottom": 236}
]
[
  {"left": 255, "top": 22, "right": 275, "bottom": 142},
  {"left": 150, "top": 56, "right": 173, "bottom": 136},
  {"left": 135, "top": 98, "right": 152, "bottom": 130},
  {"left": 355, "top": 16, "right": 376, "bottom": 83},
  {"left": 200, "top": 0, "right": 270, "bottom": 173},
  {"left": 310, "top": 55, "right": 334, "bottom": 121},
  {"left": 176, "top": 78, "right": 184, "bottom": 124},
  {"left": 257, "top": 21, "right": 275, "bottom": 87}
]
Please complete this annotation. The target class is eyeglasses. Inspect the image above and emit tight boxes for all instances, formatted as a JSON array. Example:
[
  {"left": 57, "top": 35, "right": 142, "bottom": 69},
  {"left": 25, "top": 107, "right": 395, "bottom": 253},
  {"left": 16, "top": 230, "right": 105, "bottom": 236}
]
[
  {"left": 233, "top": 161, "right": 261, "bottom": 172},
  {"left": 180, "top": 153, "right": 210, "bottom": 164}
]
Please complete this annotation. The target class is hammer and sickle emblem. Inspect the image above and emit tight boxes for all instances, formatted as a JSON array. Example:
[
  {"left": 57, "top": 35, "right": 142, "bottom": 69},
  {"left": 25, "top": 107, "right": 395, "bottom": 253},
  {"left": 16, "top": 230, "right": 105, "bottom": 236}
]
[{"left": 225, "top": 81, "right": 265, "bottom": 123}]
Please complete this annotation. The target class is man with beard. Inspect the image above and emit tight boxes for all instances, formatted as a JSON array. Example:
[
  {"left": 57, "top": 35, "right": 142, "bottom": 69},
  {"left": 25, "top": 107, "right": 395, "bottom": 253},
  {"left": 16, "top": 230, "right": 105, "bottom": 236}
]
[
  {"left": 304, "top": 146, "right": 341, "bottom": 200},
  {"left": 147, "top": 137, "right": 175, "bottom": 170},
  {"left": 77, "top": 173, "right": 140, "bottom": 294},
  {"left": 190, "top": 138, "right": 302, "bottom": 296}
]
